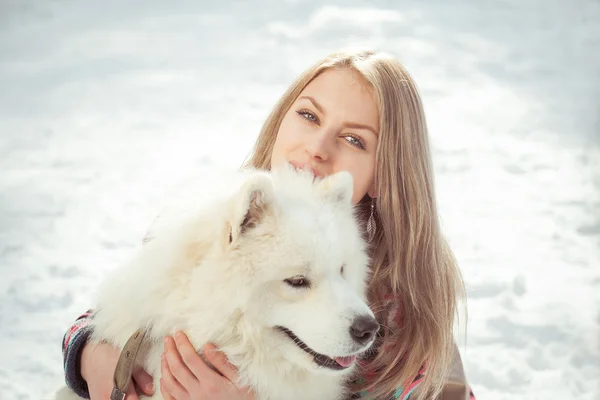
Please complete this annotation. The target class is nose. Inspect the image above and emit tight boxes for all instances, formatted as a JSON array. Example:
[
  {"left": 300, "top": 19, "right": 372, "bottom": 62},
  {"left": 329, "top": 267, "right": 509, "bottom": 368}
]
[
  {"left": 349, "top": 315, "right": 380, "bottom": 345},
  {"left": 306, "top": 133, "right": 332, "bottom": 162}
]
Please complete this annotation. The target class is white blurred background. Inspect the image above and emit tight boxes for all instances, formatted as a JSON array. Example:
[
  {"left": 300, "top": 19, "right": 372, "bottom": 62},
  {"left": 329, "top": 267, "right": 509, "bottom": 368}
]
[{"left": 0, "top": 1, "right": 599, "bottom": 399}]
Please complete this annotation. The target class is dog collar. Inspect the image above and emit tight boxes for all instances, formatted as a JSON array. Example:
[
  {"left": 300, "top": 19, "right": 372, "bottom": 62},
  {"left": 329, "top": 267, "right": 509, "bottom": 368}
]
[{"left": 110, "top": 328, "right": 147, "bottom": 400}]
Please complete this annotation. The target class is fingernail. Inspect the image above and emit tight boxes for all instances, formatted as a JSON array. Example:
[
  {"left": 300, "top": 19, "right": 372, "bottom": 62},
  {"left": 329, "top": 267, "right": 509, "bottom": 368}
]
[
  {"left": 175, "top": 330, "right": 183, "bottom": 341},
  {"left": 145, "top": 383, "right": 154, "bottom": 393}
]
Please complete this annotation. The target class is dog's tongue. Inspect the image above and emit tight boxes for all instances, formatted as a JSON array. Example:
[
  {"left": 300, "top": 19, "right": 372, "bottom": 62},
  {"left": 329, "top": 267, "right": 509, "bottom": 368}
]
[{"left": 334, "top": 355, "right": 357, "bottom": 368}]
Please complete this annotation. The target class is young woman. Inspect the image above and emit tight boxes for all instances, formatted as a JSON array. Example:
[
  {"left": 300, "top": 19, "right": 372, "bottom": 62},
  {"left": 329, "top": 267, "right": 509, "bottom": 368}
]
[{"left": 61, "top": 49, "right": 475, "bottom": 400}]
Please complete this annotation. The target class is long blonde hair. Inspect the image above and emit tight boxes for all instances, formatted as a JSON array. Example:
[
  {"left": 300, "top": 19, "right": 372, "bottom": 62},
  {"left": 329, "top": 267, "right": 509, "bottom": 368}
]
[{"left": 243, "top": 49, "right": 465, "bottom": 400}]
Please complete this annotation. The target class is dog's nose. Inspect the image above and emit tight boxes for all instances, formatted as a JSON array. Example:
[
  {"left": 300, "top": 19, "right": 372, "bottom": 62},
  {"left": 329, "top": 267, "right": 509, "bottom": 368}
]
[{"left": 349, "top": 315, "right": 380, "bottom": 345}]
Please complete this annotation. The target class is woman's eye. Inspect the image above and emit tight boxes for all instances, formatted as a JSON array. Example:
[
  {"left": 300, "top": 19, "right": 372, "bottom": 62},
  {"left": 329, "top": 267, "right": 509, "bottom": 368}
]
[
  {"left": 296, "top": 110, "right": 318, "bottom": 123},
  {"left": 284, "top": 276, "right": 311, "bottom": 288},
  {"left": 345, "top": 135, "right": 366, "bottom": 150}
]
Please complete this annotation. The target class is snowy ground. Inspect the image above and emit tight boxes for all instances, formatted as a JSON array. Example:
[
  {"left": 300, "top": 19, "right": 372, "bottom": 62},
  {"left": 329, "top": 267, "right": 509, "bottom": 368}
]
[{"left": 0, "top": 1, "right": 599, "bottom": 399}]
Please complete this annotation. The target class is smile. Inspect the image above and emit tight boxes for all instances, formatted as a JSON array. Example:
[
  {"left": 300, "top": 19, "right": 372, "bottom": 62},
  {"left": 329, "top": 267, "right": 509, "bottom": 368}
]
[
  {"left": 288, "top": 161, "right": 320, "bottom": 179},
  {"left": 275, "top": 326, "right": 357, "bottom": 370}
]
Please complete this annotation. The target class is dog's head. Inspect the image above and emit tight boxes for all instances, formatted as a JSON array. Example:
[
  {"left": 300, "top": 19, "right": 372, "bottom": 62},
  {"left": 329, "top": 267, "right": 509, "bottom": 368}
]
[{"left": 215, "top": 165, "right": 378, "bottom": 375}]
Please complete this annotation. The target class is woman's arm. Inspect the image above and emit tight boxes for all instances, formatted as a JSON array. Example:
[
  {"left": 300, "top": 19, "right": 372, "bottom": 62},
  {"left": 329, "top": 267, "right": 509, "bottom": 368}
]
[
  {"left": 396, "top": 344, "right": 476, "bottom": 400},
  {"left": 61, "top": 309, "right": 155, "bottom": 399},
  {"left": 437, "top": 343, "right": 476, "bottom": 400},
  {"left": 62, "top": 309, "right": 95, "bottom": 398}
]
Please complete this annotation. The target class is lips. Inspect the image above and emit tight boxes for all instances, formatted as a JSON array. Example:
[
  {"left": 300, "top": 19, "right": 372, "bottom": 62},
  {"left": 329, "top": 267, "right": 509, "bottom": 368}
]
[
  {"left": 288, "top": 160, "right": 320, "bottom": 179},
  {"left": 276, "top": 326, "right": 359, "bottom": 370}
]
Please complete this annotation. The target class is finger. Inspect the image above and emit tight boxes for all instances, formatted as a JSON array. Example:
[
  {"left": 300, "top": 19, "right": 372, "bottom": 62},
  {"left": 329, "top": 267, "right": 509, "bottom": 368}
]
[
  {"left": 132, "top": 368, "right": 154, "bottom": 395},
  {"left": 173, "top": 331, "right": 217, "bottom": 380},
  {"left": 160, "top": 377, "right": 175, "bottom": 400},
  {"left": 125, "top": 378, "right": 140, "bottom": 399},
  {"left": 164, "top": 335, "right": 200, "bottom": 391},
  {"left": 203, "top": 343, "right": 239, "bottom": 384},
  {"left": 161, "top": 352, "right": 189, "bottom": 400}
]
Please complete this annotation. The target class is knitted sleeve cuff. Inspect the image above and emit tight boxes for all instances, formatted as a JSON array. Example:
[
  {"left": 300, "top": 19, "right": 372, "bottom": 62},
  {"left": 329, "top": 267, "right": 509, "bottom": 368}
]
[{"left": 62, "top": 311, "right": 95, "bottom": 399}]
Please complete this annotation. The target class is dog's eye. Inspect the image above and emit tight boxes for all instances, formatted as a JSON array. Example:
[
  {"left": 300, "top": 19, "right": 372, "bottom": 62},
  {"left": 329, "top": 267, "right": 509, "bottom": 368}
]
[{"left": 284, "top": 276, "right": 310, "bottom": 288}]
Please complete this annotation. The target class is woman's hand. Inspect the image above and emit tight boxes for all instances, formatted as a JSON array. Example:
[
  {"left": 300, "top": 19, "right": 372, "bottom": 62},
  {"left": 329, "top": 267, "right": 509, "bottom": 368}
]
[
  {"left": 81, "top": 341, "right": 154, "bottom": 399},
  {"left": 160, "top": 331, "right": 256, "bottom": 400}
]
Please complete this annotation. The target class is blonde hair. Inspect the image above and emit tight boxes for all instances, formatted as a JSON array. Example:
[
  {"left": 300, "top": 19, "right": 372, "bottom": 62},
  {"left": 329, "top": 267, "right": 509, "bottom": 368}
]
[{"left": 243, "top": 49, "right": 465, "bottom": 400}]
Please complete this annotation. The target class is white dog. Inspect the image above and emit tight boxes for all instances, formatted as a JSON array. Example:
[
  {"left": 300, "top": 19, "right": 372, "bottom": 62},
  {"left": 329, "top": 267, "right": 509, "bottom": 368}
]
[{"left": 55, "top": 164, "right": 379, "bottom": 400}]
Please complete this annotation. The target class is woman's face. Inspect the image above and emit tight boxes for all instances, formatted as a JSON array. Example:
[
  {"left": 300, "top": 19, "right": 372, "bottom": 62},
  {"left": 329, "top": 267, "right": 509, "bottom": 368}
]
[{"left": 270, "top": 68, "right": 380, "bottom": 205}]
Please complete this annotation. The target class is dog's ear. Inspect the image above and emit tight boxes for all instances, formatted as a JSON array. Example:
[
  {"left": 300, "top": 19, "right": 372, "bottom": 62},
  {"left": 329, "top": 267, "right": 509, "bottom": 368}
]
[
  {"left": 316, "top": 170, "right": 354, "bottom": 206},
  {"left": 229, "top": 172, "right": 275, "bottom": 244}
]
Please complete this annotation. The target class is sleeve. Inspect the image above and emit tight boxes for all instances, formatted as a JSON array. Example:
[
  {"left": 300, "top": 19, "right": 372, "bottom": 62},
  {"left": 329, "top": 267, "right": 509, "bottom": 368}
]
[
  {"left": 469, "top": 386, "right": 476, "bottom": 399},
  {"left": 397, "top": 344, "right": 478, "bottom": 400},
  {"left": 436, "top": 342, "right": 476, "bottom": 400},
  {"left": 394, "top": 365, "right": 425, "bottom": 400},
  {"left": 61, "top": 309, "right": 96, "bottom": 399}
]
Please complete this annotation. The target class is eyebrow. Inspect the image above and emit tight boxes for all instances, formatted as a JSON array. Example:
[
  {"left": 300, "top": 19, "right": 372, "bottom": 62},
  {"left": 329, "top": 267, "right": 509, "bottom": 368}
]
[
  {"left": 297, "top": 95, "right": 378, "bottom": 136},
  {"left": 298, "top": 95, "right": 325, "bottom": 115},
  {"left": 345, "top": 121, "right": 378, "bottom": 136}
]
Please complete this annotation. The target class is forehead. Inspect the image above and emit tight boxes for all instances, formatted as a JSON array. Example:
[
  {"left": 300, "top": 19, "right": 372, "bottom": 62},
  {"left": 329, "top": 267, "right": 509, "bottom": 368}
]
[{"left": 298, "top": 68, "right": 380, "bottom": 131}]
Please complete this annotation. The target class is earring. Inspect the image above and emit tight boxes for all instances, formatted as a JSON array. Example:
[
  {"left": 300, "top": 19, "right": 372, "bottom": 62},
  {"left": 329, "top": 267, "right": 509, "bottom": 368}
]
[{"left": 366, "top": 198, "right": 376, "bottom": 242}]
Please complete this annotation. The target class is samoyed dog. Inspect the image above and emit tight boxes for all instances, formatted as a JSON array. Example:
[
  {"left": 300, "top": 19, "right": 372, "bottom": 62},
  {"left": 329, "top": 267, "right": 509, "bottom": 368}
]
[{"left": 55, "top": 164, "right": 379, "bottom": 400}]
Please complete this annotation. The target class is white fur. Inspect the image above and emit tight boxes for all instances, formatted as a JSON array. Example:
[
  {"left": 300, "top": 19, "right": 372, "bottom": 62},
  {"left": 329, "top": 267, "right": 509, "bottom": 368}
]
[{"left": 55, "top": 164, "right": 376, "bottom": 400}]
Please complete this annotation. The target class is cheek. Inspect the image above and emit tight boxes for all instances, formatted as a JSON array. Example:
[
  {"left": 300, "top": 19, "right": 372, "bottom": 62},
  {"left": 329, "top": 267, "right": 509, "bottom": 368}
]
[
  {"left": 270, "top": 135, "right": 287, "bottom": 167},
  {"left": 271, "top": 117, "right": 299, "bottom": 165},
  {"left": 345, "top": 161, "right": 375, "bottom": 204}
]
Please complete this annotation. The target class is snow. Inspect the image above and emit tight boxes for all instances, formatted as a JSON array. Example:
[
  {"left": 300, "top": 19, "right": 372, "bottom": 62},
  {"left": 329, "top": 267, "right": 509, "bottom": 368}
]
[{"left": 0, "top": 0, "right": 599, "bottom": 399}]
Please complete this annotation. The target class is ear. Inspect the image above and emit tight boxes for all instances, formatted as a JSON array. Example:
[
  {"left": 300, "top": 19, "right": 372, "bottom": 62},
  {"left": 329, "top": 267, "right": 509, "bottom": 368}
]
[
  {"left": 229, "top": 172, "right": 275, "bottom": 244},
  {"left": 316, "top": 171, "right": 354, "bottom": 206}
]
